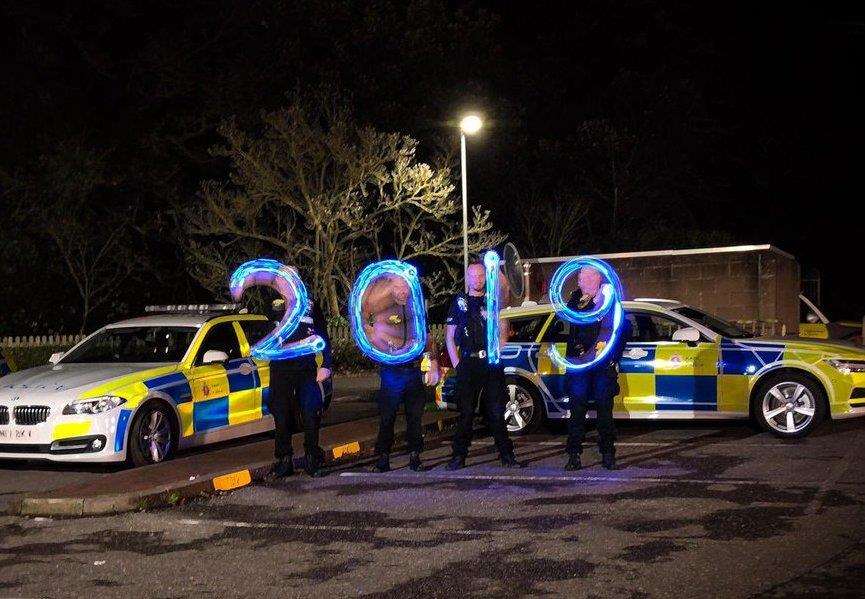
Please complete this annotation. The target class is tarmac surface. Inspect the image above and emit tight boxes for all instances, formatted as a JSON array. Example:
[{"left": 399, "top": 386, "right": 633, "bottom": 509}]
[
  {"left": 1, "top": 416, "right": 864, "bottom": 598},
  {"left": 0, "top": 373, "right": 380, "bottom": 512}
]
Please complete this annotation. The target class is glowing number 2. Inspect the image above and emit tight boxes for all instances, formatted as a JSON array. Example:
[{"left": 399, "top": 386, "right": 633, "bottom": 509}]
[
  {"left": 348, "top": 260, "right": 427, "bottom": 365},
  {"left": 229, "top": 259, "right": 324, "bottom": 360},
  {"left": 547, "top": 257, "right": 625, "bottom": 372},
  {"left": 484, "top": 250, "right": 502, "bottom": 365}
]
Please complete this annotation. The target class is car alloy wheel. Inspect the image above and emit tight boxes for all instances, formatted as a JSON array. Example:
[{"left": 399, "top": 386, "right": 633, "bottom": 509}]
[
  {"left": 761, "top": 381, "right": 816, "bottom": 435},
  {"left": 503, "top": 382, "right": 537, "bottom": 434}
]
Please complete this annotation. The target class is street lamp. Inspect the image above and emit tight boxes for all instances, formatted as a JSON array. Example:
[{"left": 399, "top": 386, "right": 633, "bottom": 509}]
[{"left": 459, "top": 114, "right": 482, "bottom": 288}]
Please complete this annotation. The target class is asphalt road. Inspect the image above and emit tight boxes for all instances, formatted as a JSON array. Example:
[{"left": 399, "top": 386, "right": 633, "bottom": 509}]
[
  {"left": 1, "top": 417, "right": 864, "bottom": 598},
  {"left": 0, "top": 374, "right": 380, "bottom": 511}
]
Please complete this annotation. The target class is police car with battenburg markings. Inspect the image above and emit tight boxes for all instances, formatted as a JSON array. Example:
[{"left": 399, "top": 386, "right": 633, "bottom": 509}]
[
  {"left": 0, "top": 305, "right": 331, "bottom": 466},
  {"left": 436, "top": 298, "right": 865, "bottom": 438}
]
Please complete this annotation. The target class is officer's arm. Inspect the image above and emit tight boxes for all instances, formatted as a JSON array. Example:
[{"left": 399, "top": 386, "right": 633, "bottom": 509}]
[
  {"left": 445, "top": 325, "right": 459, "bottom": 369},
  {"left": 311, "top": 301, "right": 333, "bottom": 371},
  {"left": 424, "top": 331, "right": 440, "bottom": 385}
]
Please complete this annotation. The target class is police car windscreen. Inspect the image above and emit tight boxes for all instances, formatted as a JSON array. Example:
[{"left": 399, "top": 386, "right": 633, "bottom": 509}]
[
  {"left": 61, "top": 327, "right": 199, "bottom": 363},
  {"left": 673, "top": 307, "right": 753, "bottom": 339}
]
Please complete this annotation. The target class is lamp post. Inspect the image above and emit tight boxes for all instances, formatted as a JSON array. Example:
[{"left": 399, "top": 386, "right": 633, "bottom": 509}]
[{"left": 459, "top": 114, "right": 482, "bottom": 289}]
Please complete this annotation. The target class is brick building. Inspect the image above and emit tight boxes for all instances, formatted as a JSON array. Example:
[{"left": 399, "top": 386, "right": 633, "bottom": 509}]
[{"left": 522, "top": 245, "right": 800, "bottom": 335}]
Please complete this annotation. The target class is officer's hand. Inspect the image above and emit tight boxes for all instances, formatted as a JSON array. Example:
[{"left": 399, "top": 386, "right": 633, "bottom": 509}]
[{"left": 316, "top": 367, "right": 332, "bottom": 382}]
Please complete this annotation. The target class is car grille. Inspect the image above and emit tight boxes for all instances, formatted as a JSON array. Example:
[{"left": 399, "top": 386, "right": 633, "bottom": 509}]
[
  {"left": 13, "top": 405, "right": 50, "bottom": 425},
  {"left": 0, "top": 406, "right": 8, "bottom": 425},
  {"left": 0, "top": 443, "right": 50, "bottom": 454}
]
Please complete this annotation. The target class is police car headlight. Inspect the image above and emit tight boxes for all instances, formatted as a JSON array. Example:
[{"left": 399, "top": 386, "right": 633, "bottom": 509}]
[
  {"left": 62, "top": 396, "right": 126, "bottom": 415},
  {"left": 825, "top": 359, "right": 865, "bottom": 375}
]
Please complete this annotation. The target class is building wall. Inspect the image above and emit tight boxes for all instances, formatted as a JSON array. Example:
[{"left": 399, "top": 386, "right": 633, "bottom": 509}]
[{"left": 526, "top": 249, "right": 801, "bottom": 334}]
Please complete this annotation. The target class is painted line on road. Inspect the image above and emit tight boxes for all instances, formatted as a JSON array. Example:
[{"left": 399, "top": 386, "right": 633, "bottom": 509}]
[
  {"left": 470, "top": 440, "right": 801, "bottom": 448},
  {"left": 337, "top": 470, "right": 821, "bottom": 488},
  {"left": 177, "top": 518, "right": 496, "bottom": 538}
]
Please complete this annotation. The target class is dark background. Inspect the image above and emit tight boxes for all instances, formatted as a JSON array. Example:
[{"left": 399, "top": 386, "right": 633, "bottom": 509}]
[{"left": 1, "top": 0, "right": 862, "bottom": 333}]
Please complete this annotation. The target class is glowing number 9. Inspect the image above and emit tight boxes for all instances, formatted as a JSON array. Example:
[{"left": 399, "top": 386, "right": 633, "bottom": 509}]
[
  {"left": 229, "top": 259, "right": 325, "bottom": 360},
  {"left": 547, "top": 257, "right": 625, "bottom": 372},
  {"left": 348, "top": 260, "right": 427, "bottom": 365},
  {"left": 484, "top": 250, "right": 502, "bottom": 365}
]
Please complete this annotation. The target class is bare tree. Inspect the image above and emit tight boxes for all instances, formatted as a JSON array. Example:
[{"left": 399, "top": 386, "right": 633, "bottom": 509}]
[
  {"left": 515, "top": 190, "right": 589, "bottom": 258},
  {"left": 29, "top": 142, "right": 140, "bottom": 331},
  {"left": 183, "top": 93, "right": 502, "bottom": 315}
]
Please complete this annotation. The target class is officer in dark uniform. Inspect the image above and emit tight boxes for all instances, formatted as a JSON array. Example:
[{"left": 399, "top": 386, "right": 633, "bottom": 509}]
[
  {"left": 362, "top": 275, "right": 439, "bottom": 473},
  {"left": 445, "top": 262, "right": 521, "bottom": 470},
  {"left": 268, "top": 292, "right": 333, "bottom": 478},
  {"left": 563, "top": 266, "right": 629, "bottom": 471}
]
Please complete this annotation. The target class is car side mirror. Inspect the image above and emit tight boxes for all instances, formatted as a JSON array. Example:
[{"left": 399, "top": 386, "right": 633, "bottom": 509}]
[
  {"left": 672, "top": 327, "right": 700, "bottom": 344},
  {"left": 806, "top": 313, "right": 820, "bottom": 324},
  {"left": 202, "top": 350, "right": 229, "bottom": 365},
  {"left": 48, "top": 352, "right": 64, "bottom": 365}
]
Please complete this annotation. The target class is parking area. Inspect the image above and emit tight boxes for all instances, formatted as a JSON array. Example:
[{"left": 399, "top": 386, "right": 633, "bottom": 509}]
[
  {"left": 0, "top": 376, "right": 379, "bottom": 513},
  {"left": 1, "top": 417, "right": 863, "bottom": 598}
]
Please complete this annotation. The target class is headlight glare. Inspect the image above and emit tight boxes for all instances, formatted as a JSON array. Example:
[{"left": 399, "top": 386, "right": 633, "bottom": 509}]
[
  {"left": 62, "top": 396, "right": 126, "bottom": 415},
  {"left": 825, "top": 359, "right": 865, "bottom": 375}
]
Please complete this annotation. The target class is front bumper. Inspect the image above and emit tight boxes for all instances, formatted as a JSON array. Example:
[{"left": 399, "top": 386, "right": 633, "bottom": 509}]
[{"left": 0, "top": 406, "right": 129, "bottom": 463}]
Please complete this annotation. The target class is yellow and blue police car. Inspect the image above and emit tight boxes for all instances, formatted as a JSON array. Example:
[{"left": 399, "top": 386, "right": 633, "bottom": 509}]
[
  {"left": 0, "top": 305, "right": 331, "bottom": 466},
  {"left": 436, "top": 299, "right": 865, "bottom": 438}
]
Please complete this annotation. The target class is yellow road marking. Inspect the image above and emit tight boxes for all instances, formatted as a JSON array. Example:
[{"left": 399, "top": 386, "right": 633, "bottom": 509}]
[
  {"left": 212, "top": 469, "right": 252, "bottom": 491},
  {"left": 332, "top": 441, "right": 361, "bottom": 459}
]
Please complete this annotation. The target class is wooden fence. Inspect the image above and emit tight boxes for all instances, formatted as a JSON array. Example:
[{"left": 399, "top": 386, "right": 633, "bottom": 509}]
[{"left": 1, "top": 334, "right": 87, "bottom": 348}]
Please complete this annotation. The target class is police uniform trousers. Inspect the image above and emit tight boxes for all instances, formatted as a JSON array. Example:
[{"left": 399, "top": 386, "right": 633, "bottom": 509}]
[
  {"left": 268, "top": 364, "right": 325, "bottom": 467},
  {"left": 565, "top": 363, "right": 618, "bottom": 457},
  {"left": 375, "top": 363, "right": 425, "bottom": 456},
  {"left": 451, "top": 357, "right": 514, "bottom": 458}
]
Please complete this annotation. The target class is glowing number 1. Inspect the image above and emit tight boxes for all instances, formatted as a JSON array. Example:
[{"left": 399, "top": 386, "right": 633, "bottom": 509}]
[
  {"left": 484, "top": 250, "right": 502, "bottom": 365},
  {"left": 229, "top": 259, "right": 324, "bottom": 360}
]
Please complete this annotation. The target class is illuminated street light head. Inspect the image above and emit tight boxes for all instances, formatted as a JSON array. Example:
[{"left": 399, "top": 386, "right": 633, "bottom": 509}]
[{"left": 460, "top": 114, "right": 483, "bottom": 135}]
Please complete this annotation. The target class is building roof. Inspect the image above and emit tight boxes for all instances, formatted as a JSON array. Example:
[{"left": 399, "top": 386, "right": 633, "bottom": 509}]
[{"left": 523, "top": 244, "right": 795, "bottom": 264}]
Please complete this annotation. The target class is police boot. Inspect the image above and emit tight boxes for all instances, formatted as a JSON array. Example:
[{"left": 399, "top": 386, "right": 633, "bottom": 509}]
[
  {"left": 270, "top": 456, "right": 294, "bottom": 479},
  {"left": 304, "top": 452, "right": 326, "bottom": 478},
  {"left": 564, "top": 454, "right": 582, "bottom": 471},
  {"left": 371, "top": 453, "right": 391, "bottom": 473},
  {"left": 500, "top": 453, "right": 524, "bottom": 468},
  {"left": 601, "top": 453, "right": 616, "bottom": 470},
  {"left": 446, "top": 455, "right": 465, "bottom": 471},
  {"left": 408, "top": 451, "right": 422, "bottom": 472}
]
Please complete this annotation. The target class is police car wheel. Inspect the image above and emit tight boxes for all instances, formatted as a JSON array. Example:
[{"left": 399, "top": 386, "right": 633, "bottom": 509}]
[
  {"left": 503, "top": 378, "right": 543, "bottom": 435},
  {"left": 753, "top": 372, "right": 826, "bottom": 439},
  {"left": 128, "top": 403, "right": 176, "bottom": 467}
]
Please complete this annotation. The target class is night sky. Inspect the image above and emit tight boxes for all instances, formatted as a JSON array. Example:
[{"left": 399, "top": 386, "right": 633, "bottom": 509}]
[{"left": 1, "top": 0, "right": 863, "bottom": 333}]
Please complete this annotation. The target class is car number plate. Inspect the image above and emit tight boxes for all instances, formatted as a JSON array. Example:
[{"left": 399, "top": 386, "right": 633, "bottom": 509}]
[{"left": 0, "top": 428, "right": 33, "bottom": 440}]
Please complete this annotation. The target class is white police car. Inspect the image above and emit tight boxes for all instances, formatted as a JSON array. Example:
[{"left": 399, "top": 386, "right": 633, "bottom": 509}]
[{"left": 0, "top": 305, "right": 331, "bottom": 465}]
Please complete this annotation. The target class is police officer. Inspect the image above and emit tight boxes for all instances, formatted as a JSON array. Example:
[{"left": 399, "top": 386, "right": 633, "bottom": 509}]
[
  {"left": 445, "top": 261, "right": 521, "bottom": 470},
  {"left": 362, "top": 275, "right": 439, "bottom": 473},
  {"left": 563, "top": 266, "right": 628, "bottom": 471},
  {"left": 268, "top": 290, "right": 333, "bottom": 479}
]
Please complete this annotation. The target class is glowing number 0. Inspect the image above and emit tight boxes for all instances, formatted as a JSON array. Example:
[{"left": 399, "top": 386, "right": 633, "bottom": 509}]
[
  {"left": 348, "top": 260, "right": 427, "bottom": 365},
  {"left": 484, "top": 250, "right": 502, "bottom": 365},
  {"left": 229, "top": 259, "right": 325, "bottom": 360},
  {"left": 547, "top": 257, "right": 625, "bottom": 372}
]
